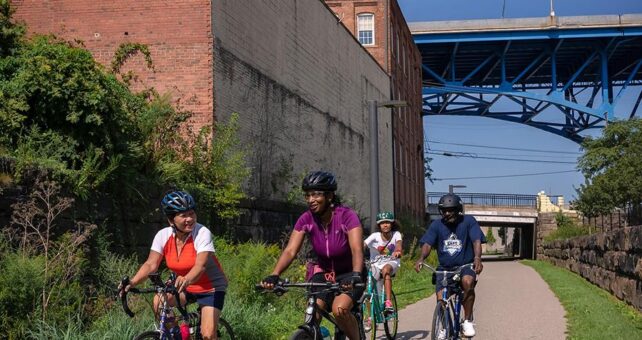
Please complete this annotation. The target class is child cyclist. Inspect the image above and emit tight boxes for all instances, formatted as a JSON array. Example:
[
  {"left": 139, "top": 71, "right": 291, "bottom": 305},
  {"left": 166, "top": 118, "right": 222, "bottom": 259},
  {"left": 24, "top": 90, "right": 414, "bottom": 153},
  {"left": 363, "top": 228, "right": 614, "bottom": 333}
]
[{"left": 364, "top": 211, "right": 403, "bottom": 313}]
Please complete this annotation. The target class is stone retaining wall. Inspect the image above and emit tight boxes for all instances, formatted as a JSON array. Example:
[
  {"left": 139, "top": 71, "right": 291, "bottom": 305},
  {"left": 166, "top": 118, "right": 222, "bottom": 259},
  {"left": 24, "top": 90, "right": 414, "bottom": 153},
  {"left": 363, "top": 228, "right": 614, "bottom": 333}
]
[{"left": 539, "top": 225, "right": 642, "bottom": 311}]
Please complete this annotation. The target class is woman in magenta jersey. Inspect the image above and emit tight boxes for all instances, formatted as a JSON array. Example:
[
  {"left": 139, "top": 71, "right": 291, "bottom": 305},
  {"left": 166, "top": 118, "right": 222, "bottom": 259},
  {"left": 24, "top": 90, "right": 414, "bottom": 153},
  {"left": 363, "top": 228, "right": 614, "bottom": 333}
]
[
  {"left": 119, "top": 190, "right": 227, "bottom": 340},
  {"left": 261, "top": 171, "right": 365, "bottom": 340}
]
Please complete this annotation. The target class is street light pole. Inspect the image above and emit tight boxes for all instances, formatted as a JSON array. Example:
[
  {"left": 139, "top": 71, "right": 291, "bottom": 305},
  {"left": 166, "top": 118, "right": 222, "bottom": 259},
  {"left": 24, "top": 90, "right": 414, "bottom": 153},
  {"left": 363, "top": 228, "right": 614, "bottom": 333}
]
[
  {"left": 368, "top": 100, "right": 379, "bottom": 234},
  {"left": 448, "top": 184, "right": 467, "bottom": 194},
  {"left": 368, "top": 99, "right": 407, "bottom": 232}
]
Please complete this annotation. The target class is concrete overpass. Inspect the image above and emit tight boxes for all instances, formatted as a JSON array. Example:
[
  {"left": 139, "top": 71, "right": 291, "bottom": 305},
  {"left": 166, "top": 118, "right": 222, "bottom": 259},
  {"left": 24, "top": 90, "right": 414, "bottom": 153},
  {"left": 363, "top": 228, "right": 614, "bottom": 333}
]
[{"left": 426, "top": 192, "right": 566, "bottom": 259}]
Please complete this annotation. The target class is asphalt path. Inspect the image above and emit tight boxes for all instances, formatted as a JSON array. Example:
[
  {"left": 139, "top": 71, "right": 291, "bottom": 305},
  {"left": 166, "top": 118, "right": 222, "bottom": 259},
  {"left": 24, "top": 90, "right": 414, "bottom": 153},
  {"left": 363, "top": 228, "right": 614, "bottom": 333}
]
[{"left": 369, "top": 261, "right": 567, "bottom": 339}]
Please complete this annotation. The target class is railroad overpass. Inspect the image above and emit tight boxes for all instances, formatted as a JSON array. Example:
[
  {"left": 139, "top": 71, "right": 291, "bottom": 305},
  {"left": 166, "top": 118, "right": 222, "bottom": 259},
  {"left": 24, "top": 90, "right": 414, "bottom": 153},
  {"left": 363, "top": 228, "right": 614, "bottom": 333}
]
[{"left": 426, "top": 192, "right": 566, "bottom": 259}]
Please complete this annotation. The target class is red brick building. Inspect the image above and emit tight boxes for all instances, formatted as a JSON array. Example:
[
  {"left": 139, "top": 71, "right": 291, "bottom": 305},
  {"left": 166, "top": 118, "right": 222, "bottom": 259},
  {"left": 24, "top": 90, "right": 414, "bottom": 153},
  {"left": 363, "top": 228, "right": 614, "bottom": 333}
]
[
  {"left": 324, "top": 0, "right": 425, "bottom": 224},
  {"left": 11, "top": 0, "right": 397, "bottom": 235},
  {"left": 12, "top": 0, "right": 215, "bottom": 132}
]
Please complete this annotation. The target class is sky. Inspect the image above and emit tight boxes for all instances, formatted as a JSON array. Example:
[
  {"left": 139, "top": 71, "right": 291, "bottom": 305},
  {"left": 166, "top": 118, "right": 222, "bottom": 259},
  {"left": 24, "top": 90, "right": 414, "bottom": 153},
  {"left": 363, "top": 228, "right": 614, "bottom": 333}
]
[{"left": 397, "top": 0, "right": 642, "bottom": 202}]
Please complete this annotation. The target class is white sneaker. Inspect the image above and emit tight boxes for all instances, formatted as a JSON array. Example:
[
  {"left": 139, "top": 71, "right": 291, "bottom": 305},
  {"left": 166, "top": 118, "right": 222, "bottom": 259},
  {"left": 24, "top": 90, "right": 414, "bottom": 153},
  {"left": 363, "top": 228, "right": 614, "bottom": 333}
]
[
  {"left": 437, "top": 329, "right": 447, "bottom": 340},
  {"left": 462, "top": 320, "right": 476, "bottom": 337}
]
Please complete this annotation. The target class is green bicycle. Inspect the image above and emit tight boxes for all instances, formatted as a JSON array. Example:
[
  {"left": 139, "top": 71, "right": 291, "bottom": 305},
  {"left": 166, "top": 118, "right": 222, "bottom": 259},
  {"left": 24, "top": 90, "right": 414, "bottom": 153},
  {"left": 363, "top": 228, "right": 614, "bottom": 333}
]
[{"left": 362, "top": 255, "right": 399, "bottom": 339}]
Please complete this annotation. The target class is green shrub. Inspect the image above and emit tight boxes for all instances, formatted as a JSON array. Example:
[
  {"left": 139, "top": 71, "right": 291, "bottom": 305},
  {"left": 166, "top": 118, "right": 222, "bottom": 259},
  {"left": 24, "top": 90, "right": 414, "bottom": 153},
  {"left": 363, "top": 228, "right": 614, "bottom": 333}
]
[
  {"left": 0, "top": 252, "right": 45, "bottom": 339},
  {"left": 214, "top": 238, "right": 307, "bottom": 339},
  {"left": 545, "top": 212, "right": 590, "bottom": 241}
]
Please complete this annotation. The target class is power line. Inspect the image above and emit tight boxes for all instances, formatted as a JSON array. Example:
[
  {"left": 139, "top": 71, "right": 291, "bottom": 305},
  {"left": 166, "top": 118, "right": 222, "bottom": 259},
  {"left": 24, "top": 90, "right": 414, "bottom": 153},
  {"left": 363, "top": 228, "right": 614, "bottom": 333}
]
[
  {"left": 428, "top": 148, "right": 579, "bottom": 159},
  {"left": 432, "top": 169, "right": 579, "bottom": 181},
  {"left": 426, "top": 140, "right": 582, "bottom": 155},
  {"left": 426, "top": 151, "right": 578, "bottom": 164}
]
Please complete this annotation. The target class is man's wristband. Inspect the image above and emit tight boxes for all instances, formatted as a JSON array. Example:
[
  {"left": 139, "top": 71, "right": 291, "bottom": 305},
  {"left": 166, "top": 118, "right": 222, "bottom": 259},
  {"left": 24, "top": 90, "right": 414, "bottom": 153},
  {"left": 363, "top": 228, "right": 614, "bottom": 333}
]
[{"left": 474, "top": 257, "right": 481, "bottom": 260}]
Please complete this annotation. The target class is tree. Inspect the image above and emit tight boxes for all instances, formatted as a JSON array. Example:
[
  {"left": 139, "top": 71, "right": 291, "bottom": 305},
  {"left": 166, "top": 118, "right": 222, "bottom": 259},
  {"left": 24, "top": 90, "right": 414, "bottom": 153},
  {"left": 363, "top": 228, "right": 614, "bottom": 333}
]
[
  {"left": 0, "top": 0, "right": 24, "bottom": 57},
  {"left": 424, "top": 155, "right": 434, "bottom": 183},
  {"left": 485, "top": 228, "right": 496, "bottom": 246},
  {"left": 498, "top": 226, "right": 507, "bottom": 245},
  {"left": 575, "top": 119, "right": 642, "bottom": 217}
]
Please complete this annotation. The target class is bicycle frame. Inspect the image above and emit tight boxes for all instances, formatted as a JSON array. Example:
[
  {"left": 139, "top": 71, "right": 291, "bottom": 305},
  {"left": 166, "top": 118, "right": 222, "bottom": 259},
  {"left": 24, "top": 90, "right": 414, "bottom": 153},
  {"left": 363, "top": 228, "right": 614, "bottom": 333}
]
[
  {"left": 422, "top": 263, "right": 473, "bottom": 339},
  {"left": 364, "top": 256, "right": 397, "bottom": 323},
  {"left": 121, "top": 273, "right": 201, "bottom": 339},
  {"left": 256, "top": 280, "right": 365, "bottom": 339}
]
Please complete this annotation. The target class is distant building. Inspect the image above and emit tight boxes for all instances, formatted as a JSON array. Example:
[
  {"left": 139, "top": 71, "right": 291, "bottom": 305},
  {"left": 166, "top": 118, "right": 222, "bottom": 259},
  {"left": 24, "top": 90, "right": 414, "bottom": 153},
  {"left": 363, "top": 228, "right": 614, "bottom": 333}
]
[{"left": 324, "top": 0, "right": 425, "bottom": 224}]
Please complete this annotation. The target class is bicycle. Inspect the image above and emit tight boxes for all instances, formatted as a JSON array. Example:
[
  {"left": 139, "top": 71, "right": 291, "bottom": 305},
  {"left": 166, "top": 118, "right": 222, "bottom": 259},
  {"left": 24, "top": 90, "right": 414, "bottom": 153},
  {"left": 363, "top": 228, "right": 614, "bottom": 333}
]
[
  {"left": 256, "top": 279, "right": 366, "bottom": 340},
  {"left": 420, "top": 263, "right": 475, "bottom": 340},
  {"left": 120, "top": 272, "right": 235, "bottom": 340},
  {"left": 362, "top": 255, "right": 398, "bottom": 340}
]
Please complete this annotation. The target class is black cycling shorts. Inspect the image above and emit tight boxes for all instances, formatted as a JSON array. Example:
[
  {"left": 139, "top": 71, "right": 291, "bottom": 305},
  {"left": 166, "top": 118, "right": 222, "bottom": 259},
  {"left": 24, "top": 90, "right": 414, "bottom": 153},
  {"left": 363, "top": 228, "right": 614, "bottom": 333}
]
[
  {"left": 310, "top": 272, "right": 365, "bottom": 309},
  {"left": 186, "top": 290, "right": 226, "bottom": 311}
]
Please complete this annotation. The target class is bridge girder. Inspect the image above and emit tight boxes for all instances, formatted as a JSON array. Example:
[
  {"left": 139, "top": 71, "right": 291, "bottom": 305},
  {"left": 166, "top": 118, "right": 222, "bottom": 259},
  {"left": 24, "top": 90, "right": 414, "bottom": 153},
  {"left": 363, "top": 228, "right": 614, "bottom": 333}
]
[{"left": 412, "top": 17, "right": 642, "bottom": 143}]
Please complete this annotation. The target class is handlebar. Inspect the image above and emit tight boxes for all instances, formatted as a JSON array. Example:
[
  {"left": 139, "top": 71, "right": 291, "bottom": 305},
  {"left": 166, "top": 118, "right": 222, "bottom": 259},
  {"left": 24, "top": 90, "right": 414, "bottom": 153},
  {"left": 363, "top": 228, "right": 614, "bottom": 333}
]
[
  {"left": 255, "top": 280, "right": 365, "bottom": 296},
  {"left": 420, "top": 262, "right": 473, "bottom": 274},
  {"left": 119, "top": 272, "right": 189, "bottom": 319},
  {"left": 365, "top": 254, "right": 397, "bottom": 266}
]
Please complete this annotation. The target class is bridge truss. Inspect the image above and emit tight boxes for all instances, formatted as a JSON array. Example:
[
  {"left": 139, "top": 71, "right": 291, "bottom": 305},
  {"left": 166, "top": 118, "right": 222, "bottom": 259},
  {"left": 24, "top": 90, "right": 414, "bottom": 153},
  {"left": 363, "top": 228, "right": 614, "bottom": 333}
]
[{"left": 411, "top": 15, "right": 642, "bottom": 143}]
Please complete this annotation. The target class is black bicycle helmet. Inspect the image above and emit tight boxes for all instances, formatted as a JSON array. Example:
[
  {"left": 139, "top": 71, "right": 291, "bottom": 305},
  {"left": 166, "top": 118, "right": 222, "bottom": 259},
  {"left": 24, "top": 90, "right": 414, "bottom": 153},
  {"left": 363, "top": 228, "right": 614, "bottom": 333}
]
[
  {"left": 301, "top": 171, "right": 337, "bottom": 192},
  {"left": 161, "top": 190, "right": 196, "bottom": 216},
  {"left": 438, "top": 193, "right": 463, "bottom": 212}
]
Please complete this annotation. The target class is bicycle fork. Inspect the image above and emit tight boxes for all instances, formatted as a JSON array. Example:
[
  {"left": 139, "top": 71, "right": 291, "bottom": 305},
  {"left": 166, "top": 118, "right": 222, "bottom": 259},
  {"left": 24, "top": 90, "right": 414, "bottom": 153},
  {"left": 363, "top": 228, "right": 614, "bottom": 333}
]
[{"left": 301, "top": 296, "right": 322, "bottom": 339}]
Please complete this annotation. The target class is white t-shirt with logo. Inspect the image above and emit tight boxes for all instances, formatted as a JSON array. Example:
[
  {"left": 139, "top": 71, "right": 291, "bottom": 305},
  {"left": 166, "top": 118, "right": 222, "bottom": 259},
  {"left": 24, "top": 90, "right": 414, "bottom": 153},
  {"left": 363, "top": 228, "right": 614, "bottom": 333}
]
[
  {"left": 364, "top": 231, "right": 403, "bottom": 278},
  {"left": 364, "top": 231, "right": 403, "bottom": 260}
]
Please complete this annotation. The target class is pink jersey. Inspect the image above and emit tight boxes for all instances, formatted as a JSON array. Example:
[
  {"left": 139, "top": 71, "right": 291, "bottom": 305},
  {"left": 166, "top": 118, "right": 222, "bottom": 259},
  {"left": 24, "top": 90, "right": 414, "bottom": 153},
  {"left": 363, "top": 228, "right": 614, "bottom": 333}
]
[{"left": 294, "top": 206, "right": 362, "bottom": 277}]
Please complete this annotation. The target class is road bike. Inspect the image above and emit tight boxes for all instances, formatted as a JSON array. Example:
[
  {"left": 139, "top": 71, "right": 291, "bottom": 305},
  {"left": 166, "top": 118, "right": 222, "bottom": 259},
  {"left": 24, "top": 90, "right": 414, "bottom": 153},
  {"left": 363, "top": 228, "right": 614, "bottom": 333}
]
[
  {"left": 256, "top": 279, "right": 366, "bottom": 340},
  {"left": 420, "top": 263, "right": 474, "bottom": 340},
  {"left": 362, "top": 255, "right": 398, "bottom": 339},
  {"left": 120, "top": 272, "right": 235, "bottom": 340}
]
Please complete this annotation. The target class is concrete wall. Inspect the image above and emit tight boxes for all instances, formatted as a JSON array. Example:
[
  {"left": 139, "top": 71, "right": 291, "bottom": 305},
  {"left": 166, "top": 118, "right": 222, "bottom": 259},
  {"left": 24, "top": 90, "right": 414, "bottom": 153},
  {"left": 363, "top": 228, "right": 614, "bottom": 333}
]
[
  {"left": 211, "top": 0, "right": 392, "bottom": 221},
  {"left": 539, "top": 225, "right": 642, "bottom": 311}
]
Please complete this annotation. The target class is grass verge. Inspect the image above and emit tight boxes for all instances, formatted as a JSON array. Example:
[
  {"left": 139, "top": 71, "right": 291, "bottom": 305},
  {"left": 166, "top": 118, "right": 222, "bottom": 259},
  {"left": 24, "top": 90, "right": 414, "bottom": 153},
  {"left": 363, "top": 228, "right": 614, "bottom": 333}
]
[{"left": 522, "top": 260, "right": 642, "bottom": 340}]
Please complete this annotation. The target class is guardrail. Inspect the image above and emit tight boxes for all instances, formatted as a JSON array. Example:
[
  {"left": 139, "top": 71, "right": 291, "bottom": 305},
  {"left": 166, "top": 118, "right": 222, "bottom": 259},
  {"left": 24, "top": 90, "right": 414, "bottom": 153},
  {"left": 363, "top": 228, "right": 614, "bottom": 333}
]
[{"left": 426, "top": 192, "right": 551, "bottom": 208}]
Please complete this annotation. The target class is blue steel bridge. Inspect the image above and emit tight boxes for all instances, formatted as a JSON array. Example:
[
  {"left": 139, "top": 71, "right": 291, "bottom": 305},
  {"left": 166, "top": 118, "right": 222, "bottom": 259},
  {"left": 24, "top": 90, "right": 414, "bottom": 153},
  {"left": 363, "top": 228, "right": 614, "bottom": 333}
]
[{"left": 410, "top": 14, "right": 642, "bottom": 143}]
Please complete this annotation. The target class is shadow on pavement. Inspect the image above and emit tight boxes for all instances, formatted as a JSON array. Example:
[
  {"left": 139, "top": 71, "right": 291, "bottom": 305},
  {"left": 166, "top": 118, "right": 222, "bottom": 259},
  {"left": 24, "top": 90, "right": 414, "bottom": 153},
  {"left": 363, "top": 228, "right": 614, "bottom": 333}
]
[{"left": 395, "top": 330, "right": 430, "bottom": 339}]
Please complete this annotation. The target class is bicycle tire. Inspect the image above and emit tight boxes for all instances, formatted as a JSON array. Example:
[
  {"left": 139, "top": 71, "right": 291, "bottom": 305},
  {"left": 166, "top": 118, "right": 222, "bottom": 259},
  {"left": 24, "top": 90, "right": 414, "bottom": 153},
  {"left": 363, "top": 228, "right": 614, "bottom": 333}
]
[
  {"left": 362, "top": 295, "right": 375, "bottom": 338},
  {"left": 217, "top": 317, "right": 236, "bottom": 340},
  {"left": 431, "top": 301, "right": 450, "bottom": 340},
  {"left": 289, "top": 328, "right": 314, "bottom": 340},
  {"left": 368, "top": 295, "right": 379, "bottom": 340},
  {"left": 133, "top": 330, "right": 162, "bottom": 340},
  {"left": 383, "top": 291, "right": 398, "bottom": 339}
]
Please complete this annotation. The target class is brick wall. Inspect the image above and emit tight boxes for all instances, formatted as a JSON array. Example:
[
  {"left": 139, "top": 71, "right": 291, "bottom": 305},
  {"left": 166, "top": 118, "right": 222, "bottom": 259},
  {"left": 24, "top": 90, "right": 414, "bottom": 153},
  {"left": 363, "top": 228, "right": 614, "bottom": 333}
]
[
  {"left": 11, "top": 0, "right": 393, "bottom": 232},
  {"left": 211, "top": 0, "right": 392, "bottom": 222},
  {"left": 324, "top": 0, "right": 425, "bottom": 224},
  {"left": 539, "top": 225, "right": 642, "bottom": 311},
  {"left": 12, "top": 0, "right": 214, "bottom": 132},
  {"left": 389, "top": 0, "right": 424, "bottom": 223}
]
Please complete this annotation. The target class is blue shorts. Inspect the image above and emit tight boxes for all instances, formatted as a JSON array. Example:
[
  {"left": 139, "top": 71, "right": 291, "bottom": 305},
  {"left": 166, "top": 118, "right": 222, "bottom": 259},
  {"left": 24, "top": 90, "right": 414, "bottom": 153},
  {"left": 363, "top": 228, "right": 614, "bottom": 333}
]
[
  {"left": 186, "top": 291, "right": 226, "bottom": 311},
  {"left": 435, "top": 265, "right": 476, "bottom": 293}
]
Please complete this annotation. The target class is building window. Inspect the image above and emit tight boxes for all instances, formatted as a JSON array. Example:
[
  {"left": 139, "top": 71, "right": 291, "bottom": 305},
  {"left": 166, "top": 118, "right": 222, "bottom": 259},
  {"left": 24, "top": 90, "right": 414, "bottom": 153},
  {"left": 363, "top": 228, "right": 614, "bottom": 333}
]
[{"left": 357, "top": 13, "right": 374, "bottom": 46}]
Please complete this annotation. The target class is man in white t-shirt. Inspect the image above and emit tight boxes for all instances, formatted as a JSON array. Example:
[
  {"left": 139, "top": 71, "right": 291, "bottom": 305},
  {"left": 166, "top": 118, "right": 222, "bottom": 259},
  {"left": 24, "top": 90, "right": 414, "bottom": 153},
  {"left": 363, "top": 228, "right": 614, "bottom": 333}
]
[{"left": 364, "top": 211, "right": 403, "bottom": 313}]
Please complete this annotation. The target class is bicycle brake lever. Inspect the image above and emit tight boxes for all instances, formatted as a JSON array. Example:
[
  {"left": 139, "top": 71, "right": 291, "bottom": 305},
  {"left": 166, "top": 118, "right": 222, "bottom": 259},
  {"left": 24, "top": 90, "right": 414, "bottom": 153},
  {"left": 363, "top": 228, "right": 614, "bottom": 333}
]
[{"left": 273, "top": 285, "right": 288, "bottom": 296}]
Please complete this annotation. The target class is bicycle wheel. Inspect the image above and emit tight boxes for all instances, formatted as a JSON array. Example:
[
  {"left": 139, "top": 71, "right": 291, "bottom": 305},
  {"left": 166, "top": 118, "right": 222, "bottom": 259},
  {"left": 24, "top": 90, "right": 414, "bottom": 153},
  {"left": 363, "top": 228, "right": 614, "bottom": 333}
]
[
  {"left": 383, "top": 291, "right": 398, "bottom": 339},
  {"left": 133, "top": 330, "right": 161, "bottom": 340},
  {"left": 431, "top": 301, "right": 450, "bottom": 340},
  {"left": 367, "top": 296, "right": 378, "bottom": 340},
  {"left": 289, "top": 328, "right": 314, "bottom": 340},
  {"left": 217, "top": 318, "right": 236, "bottom": 340},
  {"left": 362, "top": 296, "right": 374, "bottom": 333}
]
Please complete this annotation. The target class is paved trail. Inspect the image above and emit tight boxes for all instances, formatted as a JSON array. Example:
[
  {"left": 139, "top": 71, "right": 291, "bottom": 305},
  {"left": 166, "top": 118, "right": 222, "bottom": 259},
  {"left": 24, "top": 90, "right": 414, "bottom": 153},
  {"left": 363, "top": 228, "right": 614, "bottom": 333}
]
[{"left": 370, "top": 261, "right": 567, "bottom": 339}]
